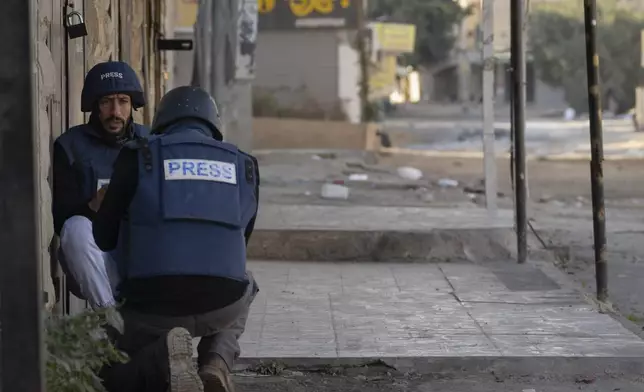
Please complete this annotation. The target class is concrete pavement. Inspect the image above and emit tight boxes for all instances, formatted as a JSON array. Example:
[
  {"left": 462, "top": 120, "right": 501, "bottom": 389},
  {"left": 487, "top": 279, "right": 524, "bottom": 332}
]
[{"left": 236, "top": 260, "right": 644, "bottom": 377}]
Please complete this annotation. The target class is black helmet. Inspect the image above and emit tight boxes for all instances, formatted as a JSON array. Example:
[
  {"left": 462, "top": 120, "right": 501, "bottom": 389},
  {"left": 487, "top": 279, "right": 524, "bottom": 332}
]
[
  {"left": 81, "top": 61, "right": 146, "bottom": 112},
  {"left": 151, "top": 86, "right": 223, "bottom": 139}
]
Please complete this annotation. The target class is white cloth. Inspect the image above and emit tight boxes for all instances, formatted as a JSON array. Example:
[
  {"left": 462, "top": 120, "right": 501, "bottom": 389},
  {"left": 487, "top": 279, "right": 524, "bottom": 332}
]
[{"left": 60, "top": 216, "right": 121, "bottom": 309}]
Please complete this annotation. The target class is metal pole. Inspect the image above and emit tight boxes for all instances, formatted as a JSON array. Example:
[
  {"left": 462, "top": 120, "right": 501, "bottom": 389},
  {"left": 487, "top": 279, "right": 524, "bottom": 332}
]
[
  {"left": 0, "top": 0, "right": 46, "bottom": 390},
  {"left": 583, "top": 0, "right": 607, "bottom": 302},
  {"left": 356, "top": 0, "right": 370, "bottom": 122},
  {"left": 212, "top": 0, "right": 228, "bottom": 136},
  {"left": 510, "top": 0, "right": 527, "bottom": 263},
  {"left": 481, "top": 0, "right": 498, "bottom": 213}
]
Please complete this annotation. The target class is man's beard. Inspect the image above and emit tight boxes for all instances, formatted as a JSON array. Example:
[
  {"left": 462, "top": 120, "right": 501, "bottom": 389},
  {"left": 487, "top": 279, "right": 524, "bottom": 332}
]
[{"left": 102, "top": 116, "right": 126, "bottom": 133}]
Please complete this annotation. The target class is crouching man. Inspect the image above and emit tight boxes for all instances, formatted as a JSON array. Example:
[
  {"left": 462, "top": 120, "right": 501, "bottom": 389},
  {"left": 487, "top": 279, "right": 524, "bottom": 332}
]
[
  {"left": 94, "top": 86, "right": 260, "bottom": 392},
  {"left": 53, "top": 61, "right": 149, "bottom": 308}
]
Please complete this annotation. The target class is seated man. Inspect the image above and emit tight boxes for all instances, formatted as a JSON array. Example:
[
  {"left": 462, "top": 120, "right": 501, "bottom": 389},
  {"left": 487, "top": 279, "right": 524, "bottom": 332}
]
[
  {"left": 53, "top": 61, "right": 149, "bottom": 309},
  {"left": 94, "top": 86, "right": 260, "bottom": 392}
]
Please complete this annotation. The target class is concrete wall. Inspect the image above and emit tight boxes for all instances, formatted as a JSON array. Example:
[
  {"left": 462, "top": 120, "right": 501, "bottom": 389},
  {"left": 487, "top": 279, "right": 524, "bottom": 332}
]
[
  {"left": 337, "top": 32, "right": 361, "bottom": 124},
  {"left": 172, "top": 29, "right": 196, "bottom": 88},
  {"left": 254, "top": 30, "right": 340, "bottom": 110},
  {"left": 252, "top": 117, "right": 377, "bottom": 150}
]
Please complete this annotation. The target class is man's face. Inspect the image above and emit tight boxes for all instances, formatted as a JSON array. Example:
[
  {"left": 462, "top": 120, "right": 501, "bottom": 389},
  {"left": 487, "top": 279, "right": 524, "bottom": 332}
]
[{"left": 98, "top": 94, "right": 132, "bottom": 134}]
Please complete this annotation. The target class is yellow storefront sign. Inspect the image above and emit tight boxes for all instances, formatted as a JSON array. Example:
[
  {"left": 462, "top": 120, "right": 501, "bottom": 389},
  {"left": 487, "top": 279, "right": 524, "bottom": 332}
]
[
  {"left": 258, "top": 0, "right": 276, "bottom": 13},
  {"left": 369, "top": 54, "right": 397, "bottom": 99},
  {"left": 259, "top": 0, "right": 351, "bottom": 16},
  {"left": 176, "top": 0, "right": 198, "bottom": 29},
  {"left": 372, "top": 22, "right": 416, "bottom": 53}
]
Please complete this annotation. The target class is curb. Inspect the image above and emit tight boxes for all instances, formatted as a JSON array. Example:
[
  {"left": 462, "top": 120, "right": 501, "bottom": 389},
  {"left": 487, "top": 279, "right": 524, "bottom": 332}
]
[
  {"left": 247, "top": 227, "right": 516, "bottom": 262},
  {"left": 236, "top": 356, "right": 644, "bottom": 378}
]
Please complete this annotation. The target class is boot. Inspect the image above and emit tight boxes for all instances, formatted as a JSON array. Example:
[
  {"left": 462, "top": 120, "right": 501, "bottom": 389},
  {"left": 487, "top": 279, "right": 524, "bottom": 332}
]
[
  {"left": 166, "top": 328, "right": 204, "bottom": 392},
  {"left": 199, "top": 355, "right": 235, "bottom": 392}
]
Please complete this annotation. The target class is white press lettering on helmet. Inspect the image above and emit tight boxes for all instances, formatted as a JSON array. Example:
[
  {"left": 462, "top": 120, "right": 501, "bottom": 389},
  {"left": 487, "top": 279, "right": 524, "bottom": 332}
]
[{"left": 100, "top": 72, "right": 124, "bottom": 80}]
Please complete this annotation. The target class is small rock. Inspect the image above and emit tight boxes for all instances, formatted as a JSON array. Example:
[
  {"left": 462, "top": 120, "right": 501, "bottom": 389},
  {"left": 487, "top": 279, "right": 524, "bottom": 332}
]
[
  {"left": 538, "top": 194, "right": 551, "bottom": 203},
  {"left": 349, "top": 173, "right": 369, "bottom": 181},
  {"left": 552, "top": 200, "right": 566, "bottom": 208},
  {"left": 420, "top": 193, "right": 435, "bottom": 202},
  {"left": 397, "top": 166, "right": 423, "bottom": 181},
  {"left": 564, "top": 107, "right": 576, "bottom": 120},
  {"left": 438, "top": 178, "right": 459, "bottom": 188},
  {"left": 321, "top": 183, "right": 349, "bottom": 200}
]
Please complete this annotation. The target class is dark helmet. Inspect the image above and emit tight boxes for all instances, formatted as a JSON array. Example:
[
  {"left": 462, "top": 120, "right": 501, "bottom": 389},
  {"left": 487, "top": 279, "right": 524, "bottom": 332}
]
[
  {"left": 151, "top": 86, "right": 223, "bottom": 139},
  {"left": 81, "top": 61, "right": 146, "bottom": 112}
]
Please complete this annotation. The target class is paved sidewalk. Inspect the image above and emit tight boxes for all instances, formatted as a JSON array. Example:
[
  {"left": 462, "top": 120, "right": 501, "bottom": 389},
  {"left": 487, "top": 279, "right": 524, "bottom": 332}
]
[{"left": 234, "top": 260, "right": 644, "bottom": 376}]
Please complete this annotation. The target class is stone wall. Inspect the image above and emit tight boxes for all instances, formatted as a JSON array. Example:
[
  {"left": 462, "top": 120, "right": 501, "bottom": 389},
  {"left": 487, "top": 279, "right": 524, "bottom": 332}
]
[{"left": 252, "top": 117, "right": 379, "bottom": 151}]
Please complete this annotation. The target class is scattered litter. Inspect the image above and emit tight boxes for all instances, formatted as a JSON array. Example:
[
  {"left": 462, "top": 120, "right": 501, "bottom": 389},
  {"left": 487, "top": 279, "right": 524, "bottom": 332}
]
[
  {"left": 420, "top": 192, "right": 435, "bottom": 203},
  {"left": 304, "top": 191, "right": 312, "bottom": 196},
  {"left": 564, "top": 107, "right": 576, "bottom": 121},
  {"left": 348, "top": 173, "right": 369, "bottom": 181},
  {"left": 522, "top": 389, "right": 536, "bottom": 392},
  {"left": 437, "top": 178, "right": 459, "bottom": 188},
  {"left": 552, "top": 200, "right": 566, "bottom": 208},
  {"left": 332, "top": 179, "right": 346, "bottom": 185},
  {"left": 311, "top": 155, "right": 322, "bottom": 160},
  {"left": 397, "top": 166, "right": 423, "bottom": 181},
  {"left": 321, "top": 183, "right": 349, "bottom": 200}
]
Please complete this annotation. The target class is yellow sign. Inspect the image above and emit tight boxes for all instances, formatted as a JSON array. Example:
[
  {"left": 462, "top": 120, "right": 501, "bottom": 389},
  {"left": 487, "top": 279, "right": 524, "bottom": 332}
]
[
  {"left": 273, "top": 0, "right": 351, "bottom": 17},
  {"left": 372, "top": 23, "right": 416, "bottom": 53},
  {"left": 258, "top": 0, "right": 276, "bottom": 13},
  {"left": 369, "top": 55, "right": 397, "bottom": 99},
  {"left": 176, "top": 0, "right": 198, "bottom": 28}
]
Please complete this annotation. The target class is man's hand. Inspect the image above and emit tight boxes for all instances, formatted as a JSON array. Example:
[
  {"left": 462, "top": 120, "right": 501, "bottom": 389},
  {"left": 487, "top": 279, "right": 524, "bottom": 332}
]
[{"left": 89, "top": 185, "right": 108, "bottom": 212}]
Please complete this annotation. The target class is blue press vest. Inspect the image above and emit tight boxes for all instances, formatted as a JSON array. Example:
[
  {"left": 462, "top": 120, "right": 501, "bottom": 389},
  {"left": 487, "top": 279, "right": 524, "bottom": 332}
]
[
  {"left": 56, "top": 123, "right": 150, "bottom": 201},
  {"left": 120, "top": 126, "right": 259, "bottom": 282}
]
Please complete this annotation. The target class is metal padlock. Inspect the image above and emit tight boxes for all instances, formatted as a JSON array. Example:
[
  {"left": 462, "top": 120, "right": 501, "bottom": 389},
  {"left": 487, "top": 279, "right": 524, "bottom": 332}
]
[{"left": 65, "top": 11, "right": 88, "bottom": 39}]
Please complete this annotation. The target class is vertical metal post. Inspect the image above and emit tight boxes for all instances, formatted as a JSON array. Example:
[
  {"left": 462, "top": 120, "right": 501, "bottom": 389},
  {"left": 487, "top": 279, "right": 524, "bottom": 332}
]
[
  {"left": 212, "top": 0, "right": 228, "bottom": 117},
  {"left": 510, "top": 0, "right": 527, "bottom": 263},
  {"left": 481, "top": 0, "right": 498, "bottom": 213},
  {"left": 356, "top": 0, "right": 370, "bottom": 122},
  {"left": 192, "top": 0, "right": 213, "bottom": 92},
  {"left": 0, "top": 0, "right": 46, "bottom": 390},
  {"left": 583, "top": 0, "right": 607, "bottom": 302}
]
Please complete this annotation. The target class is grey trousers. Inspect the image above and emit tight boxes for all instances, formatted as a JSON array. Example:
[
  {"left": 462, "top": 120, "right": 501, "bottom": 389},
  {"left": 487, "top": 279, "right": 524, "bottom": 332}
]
[{"left": 101, "top": 272, "right": 258, "bottom": 392}]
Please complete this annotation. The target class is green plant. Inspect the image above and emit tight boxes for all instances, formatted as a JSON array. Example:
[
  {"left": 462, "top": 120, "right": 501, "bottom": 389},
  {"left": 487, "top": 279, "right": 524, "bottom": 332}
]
[
  {"left": 45, "top": 309, "right": 127, "bottom": 392},
  {"left": 530, "top": 1, "right": 644, "bottom": 113}
]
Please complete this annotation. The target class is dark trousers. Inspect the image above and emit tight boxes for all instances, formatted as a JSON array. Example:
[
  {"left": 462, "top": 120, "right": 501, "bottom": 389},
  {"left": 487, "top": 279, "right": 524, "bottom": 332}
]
[{"left": 101, "top": 272, "right": 258, "bottom": 392}]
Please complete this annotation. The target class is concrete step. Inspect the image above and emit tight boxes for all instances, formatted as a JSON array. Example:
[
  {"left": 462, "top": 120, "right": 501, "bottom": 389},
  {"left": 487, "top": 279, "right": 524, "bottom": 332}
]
[{"left": 249, "top": 204, "right": 519, "bottom": 262}]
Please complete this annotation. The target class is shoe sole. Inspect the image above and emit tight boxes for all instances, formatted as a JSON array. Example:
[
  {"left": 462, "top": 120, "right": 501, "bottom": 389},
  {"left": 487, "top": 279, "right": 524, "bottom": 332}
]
[{"left": 167, "top": 328, "right": 204, "bottom": 392}]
